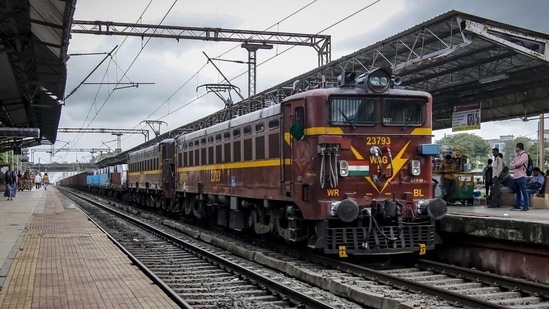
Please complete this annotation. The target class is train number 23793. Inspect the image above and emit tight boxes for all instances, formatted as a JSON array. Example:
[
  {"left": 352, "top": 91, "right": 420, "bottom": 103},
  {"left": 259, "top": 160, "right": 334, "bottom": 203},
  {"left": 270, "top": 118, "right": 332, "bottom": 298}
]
[{"left": 366, "top": 136, "right": 391, "bottom": 145}]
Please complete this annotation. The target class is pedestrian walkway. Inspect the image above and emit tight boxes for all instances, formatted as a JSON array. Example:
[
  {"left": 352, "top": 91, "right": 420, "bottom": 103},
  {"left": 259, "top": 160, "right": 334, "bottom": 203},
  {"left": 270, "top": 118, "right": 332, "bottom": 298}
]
[{"left": 0, "top": 186, "right": 179, "bottom": 308}]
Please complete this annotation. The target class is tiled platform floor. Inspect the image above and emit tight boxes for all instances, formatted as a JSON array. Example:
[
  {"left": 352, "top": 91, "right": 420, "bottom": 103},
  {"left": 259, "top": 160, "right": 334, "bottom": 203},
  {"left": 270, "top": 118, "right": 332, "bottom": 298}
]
[{"left": 0, "top": 187, "right": 179, "bottom": 309}]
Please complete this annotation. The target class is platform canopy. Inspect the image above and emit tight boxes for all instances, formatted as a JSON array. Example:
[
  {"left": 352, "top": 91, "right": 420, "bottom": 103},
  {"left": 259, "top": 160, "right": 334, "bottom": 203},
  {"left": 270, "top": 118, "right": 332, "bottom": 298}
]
[
  {"left": 0, "top": 0, "right": 75, "bottom": 152},
  {"left": 172, "top": 10, "right": 549, "bottom": 134},
  {"left": 273, "top": 10, "right": 549, "bottom": 130}
]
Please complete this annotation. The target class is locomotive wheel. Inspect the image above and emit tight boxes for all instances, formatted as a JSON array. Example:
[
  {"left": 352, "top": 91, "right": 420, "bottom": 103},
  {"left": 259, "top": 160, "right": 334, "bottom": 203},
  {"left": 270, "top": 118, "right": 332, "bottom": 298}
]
[
  {"left": 160, "top": 196, "right": 167, "bottom": 211},
  {"left": 251, "top": 209, "right": 272, "bottom": 234},
  {"left": 184, "top": 198, "right": 193, "bottom": 216},
  {"left": 192, "top": 200, "right": 204, "bottom": 219}
]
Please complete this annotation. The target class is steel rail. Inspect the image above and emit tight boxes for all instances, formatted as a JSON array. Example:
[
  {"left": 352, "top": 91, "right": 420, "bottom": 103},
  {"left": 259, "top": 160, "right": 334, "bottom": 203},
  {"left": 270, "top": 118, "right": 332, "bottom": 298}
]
[
  {"left": 253, "top": 240, "right": 510, "bottom": 309},
  {"left": 65, "top": 188, "right": 337, "bottom": 309},
  {"left": 70, "top": 200, "right": 192, "bottom": 308},
  {"left": 415, "top": 259, "right": 549, "bottom": 298}
]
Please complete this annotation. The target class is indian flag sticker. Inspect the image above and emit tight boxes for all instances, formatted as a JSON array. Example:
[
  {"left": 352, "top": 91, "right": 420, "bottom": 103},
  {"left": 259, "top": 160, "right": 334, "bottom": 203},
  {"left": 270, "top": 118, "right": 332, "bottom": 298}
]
[{"left": 348, "top": 161, "right": 369, "bottom": 176}]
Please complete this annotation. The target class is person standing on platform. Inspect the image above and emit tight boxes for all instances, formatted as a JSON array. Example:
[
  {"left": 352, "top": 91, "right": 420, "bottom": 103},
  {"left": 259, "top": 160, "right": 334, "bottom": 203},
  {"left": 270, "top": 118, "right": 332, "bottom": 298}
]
[
  {"left": 498, "top": 153, "right": 506, "bottom": 167},
  {"left": 510, "top": 142, "right": 529, "bottom": 211},
  {"left": 34, "top": 173, "right": 42, "bottom": 189},
  {"left": 482, "top": 159, "right": 493, "bottom": 197},
  {"left": 42, "top": 173, "right": 49, "bottom": 190},
  {"left": 438, "top": 154, "right": 456, "bottom": 204},
  {"left": 4, "top": 165, "right": 17, "bottom": 201},
  {"left": 489, "top": 148, "right": 504, "bottom": 208}
]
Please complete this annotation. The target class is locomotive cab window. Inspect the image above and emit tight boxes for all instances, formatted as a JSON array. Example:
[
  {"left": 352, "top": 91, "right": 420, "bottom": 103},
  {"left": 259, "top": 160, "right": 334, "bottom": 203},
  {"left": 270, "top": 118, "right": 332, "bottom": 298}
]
[
  {"left": 268, "top": 119, "right": 279, "bottom": 129},
  {"left": 290, "top": 106, "right": 305, "bottom": 140},
  {"left": 330, "top": 98, "right": 375, "bottom": 125},
  {"left": 382, "top": 98, "right": 425, "bottom": 126},
  {"left": 243, "top": 125, "right": 252, "bottom": 135}
]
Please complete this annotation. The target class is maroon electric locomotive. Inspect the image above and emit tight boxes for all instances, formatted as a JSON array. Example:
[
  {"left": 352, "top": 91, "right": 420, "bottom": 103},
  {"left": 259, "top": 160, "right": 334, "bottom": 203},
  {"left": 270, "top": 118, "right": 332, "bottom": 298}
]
[
  {"left": 62, "top": 67, "right": 447, "bottom": 256},
  {"left": 154, "top": 67, "right": 446, "bottom": 256}
]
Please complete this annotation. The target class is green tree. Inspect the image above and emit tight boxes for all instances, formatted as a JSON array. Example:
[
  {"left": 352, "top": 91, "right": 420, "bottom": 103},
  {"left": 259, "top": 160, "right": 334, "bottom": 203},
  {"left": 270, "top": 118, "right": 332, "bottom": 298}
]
[
  {"left": 435, "top": 133, "right": 492, "bottom": 170},
  {"left": 503, "top": 137, "right": 532, "bottom": 166},
  {"left": 504, "top": 139, "right": 549, "bottom": 171}
]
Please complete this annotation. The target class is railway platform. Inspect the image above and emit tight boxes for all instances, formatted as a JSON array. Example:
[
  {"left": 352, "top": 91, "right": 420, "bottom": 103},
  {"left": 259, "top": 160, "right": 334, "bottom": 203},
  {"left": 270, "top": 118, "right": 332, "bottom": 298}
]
[
  {"left": 444, "top": 201, "right": 549, "bottom": 246},
  {"left": 0, "top": 186, "right": 179, "bottom": 309}
]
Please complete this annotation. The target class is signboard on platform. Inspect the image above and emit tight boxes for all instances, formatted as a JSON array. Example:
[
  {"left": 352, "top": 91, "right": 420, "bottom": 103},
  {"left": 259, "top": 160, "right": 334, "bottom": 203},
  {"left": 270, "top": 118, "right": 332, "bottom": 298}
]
[{"left": 452, "top": 102, "right": 481, "bottom": 132}]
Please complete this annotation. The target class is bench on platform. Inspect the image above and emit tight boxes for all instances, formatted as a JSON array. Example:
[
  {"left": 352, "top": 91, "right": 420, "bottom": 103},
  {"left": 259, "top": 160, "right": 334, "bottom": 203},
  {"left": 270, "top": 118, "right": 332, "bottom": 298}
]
[
  {"left": 532, "top": 176, "right": 549, "bottom": 209},
  {"left": 488, "top": 176, "right": 549, "bottom": 209}
]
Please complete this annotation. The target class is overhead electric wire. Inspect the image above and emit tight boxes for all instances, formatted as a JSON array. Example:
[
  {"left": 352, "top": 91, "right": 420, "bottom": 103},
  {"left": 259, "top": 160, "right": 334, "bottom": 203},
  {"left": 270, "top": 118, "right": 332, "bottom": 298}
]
[
  {"left": 129, "top": 1, "right": 385, "bottom": 136},
  {"left": 63, "top": 0, "right": 177, "bottom": 155},
  {"left": 117, "top": 1, "right": 323, "bottom": 145},
  {"left": 64, "top": 45, "right": 118, "bottom": 102},
  {"left": 230, "top": 0, "right": 382, "bottom": 81},
  {"left": 83, "top": 0, "right": 178, "bottom": 128},
  {"left": 138, "top": 0, "right": 384, "bottom": 129},
  {"left": 63, "top": 0, "right": 155, "bottom": 153},
  {"left": 63, "top": 1, "right": 383, "bottom": 157},
  {"left": 137, "top": 0, "right": 319, "bottom": 127}
]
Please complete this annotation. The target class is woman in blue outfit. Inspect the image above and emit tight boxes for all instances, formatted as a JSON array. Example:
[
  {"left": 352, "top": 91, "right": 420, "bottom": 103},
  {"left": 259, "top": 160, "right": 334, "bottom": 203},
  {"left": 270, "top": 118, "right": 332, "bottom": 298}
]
[{"left": 4, "top": 165, "right": 17, "bottom": 201}]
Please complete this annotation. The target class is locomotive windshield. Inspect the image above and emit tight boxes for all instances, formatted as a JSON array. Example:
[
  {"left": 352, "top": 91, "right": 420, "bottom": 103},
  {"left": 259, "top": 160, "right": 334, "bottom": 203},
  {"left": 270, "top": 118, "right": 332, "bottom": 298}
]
[
  {"left": 330, "top": 98, "right": 375, "bottom": 125},
  {"left": 382, "top": 98, "right": 425, "bottom": 126},
  {"left": 330, "top": 97, "right": 426, "bottom": 127}
]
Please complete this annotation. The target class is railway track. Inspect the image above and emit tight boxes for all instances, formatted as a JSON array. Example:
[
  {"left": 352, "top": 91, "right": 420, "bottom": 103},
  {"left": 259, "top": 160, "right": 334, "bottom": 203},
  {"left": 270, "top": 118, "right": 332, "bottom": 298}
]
[
  {"left": 61, "top": 188, "right": 549, "bottom": 308},
  {"left": 381, "top": 261, "right": 549, "bottom": 308},
  {"left": 61, "top": 188, "right": 359, "bottom": 308}
]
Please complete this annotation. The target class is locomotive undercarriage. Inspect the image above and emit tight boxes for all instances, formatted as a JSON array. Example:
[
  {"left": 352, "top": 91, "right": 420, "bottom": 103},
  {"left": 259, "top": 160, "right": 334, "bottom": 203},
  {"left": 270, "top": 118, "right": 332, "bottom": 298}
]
[
  {"left": 91, "top": 187, "right": 436, "bottom": 255},
  {"left": 313, "top": 221, "right": 437, "bottom": 255},
  {"left": 171, "top": 192, "right": 313, "bottom": 243},
  {"left": 168, "top": 193, "right": 437, "bottom": 255}
]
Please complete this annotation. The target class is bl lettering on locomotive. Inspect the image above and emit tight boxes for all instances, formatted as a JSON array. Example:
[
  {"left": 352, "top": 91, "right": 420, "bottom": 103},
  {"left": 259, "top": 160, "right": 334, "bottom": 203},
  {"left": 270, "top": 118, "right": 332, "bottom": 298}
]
[
  {"left": 326, "top": 189, "right": 339, "bottom": 196},
  {"left": 419, "top": 243, "right": 427, "bottom": 255},
  {"left": 338, "top": 245, "right": 348, "bottom": 258},
  {"left": 413, "top": 189, "right": 424, "bottom": 197}
]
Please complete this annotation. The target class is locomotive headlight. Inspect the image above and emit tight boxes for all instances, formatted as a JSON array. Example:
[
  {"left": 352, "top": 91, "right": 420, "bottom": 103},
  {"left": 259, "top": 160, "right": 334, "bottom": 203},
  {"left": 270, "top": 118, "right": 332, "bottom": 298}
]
[
  {"left": 367, "top": 68, "right": 391, "bottom": 93},
  {"left": 330, "top": 201, "right": 341, "bottom": 217},
  {"left": 330, "top": 199, "right": 359, "bottom": 222},
  {"left": 417, "top": 198, "right": 448, "bottom": 220},
  {"left": 380, "top": 76, "right": 389, "bottom": 85},
  {"left": 417, "top": 200, "right": 429, "bottom": 215},
  {"left": 408, "top": 160, "right": 421, "bottom": 176},
  {"left": 338, "top": 160, "right": 349, "bottom": 177}
]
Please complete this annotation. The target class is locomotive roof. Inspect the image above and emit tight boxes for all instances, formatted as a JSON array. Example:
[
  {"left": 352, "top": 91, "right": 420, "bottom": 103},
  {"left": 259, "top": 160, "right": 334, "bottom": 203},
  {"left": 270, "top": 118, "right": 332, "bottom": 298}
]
[
  {"left": 177, "top": 104, "right": 281, "bottom": 142},
  {"left": 282, "top": 83, "right": 432, "bottom": 101}
]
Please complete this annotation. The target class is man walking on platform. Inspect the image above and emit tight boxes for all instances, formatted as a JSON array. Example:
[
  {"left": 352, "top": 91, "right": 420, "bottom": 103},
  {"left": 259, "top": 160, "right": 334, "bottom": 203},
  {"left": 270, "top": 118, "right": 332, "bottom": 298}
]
[
  {"left": 489, "top": 148, "right": 504, "bottom": 208},
  {"left": 42, "top": 173, "right": 49, "bottom": 190},
  {"left": 34, "top": 173, "right": 42, "bottom": 189}
]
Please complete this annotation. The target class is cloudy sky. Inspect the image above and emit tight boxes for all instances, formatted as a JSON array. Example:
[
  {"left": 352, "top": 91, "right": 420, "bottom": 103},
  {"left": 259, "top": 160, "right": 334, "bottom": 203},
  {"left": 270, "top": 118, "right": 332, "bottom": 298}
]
[{"left": 41, "top": 0, "right": 549, "bottom": 165}]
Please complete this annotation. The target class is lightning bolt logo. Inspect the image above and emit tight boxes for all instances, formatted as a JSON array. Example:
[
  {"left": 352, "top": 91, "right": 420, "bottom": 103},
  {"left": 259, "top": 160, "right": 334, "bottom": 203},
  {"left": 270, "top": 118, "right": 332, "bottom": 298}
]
[{"left": 361, "top": 141, "right": 411, "bottom": 193}]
